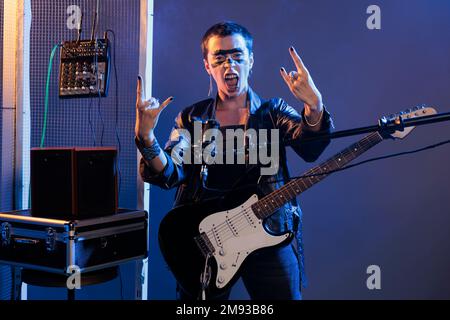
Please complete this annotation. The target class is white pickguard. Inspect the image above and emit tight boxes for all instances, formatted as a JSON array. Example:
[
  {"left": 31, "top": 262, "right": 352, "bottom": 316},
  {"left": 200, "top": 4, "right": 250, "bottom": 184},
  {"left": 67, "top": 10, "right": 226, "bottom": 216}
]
[{"left": 198, "top": 194, "right": 290, "bottom": 288}]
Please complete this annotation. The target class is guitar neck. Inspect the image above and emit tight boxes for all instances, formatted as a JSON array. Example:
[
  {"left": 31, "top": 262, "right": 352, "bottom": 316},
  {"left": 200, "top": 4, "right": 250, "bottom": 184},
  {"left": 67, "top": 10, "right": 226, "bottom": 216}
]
[{"left": 251, "top": 131, "right": 384, "bottom": 219}]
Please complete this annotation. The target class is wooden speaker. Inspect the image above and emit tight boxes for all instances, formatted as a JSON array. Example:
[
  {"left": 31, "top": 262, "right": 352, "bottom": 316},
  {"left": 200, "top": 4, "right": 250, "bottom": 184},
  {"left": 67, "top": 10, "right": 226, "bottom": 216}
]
[{"left": 31, "top": 147, "right": 117, "bottom": 218}]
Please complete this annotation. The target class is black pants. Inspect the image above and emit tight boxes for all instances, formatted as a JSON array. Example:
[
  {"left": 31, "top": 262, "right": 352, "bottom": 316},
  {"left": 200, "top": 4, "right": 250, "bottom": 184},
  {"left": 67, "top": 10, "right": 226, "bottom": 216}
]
[{"left": 177, "top": 242, "right": 301, "bottom": 300}]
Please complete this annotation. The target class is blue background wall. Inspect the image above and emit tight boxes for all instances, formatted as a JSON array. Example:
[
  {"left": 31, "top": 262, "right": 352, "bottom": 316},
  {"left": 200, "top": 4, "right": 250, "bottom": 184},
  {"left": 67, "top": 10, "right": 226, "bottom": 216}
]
[{"left": 148, "top": 0, "right": 450, "bottom": 299}]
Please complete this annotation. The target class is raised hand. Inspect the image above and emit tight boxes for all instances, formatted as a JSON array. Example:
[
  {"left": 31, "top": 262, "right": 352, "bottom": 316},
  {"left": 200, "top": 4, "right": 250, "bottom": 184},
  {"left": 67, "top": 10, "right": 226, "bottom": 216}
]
[
  {"left": 135, "top": 75, "right": 173, "bottom": 143},
  {"left": 280, "top": 47, "right": 322, "bottom": 111}
]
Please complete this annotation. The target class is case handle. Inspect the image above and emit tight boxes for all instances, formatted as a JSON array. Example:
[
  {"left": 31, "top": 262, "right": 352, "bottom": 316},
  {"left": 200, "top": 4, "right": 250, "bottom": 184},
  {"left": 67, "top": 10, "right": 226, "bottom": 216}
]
[{"left": 14, "top": 238, "right": 40, "bottom": 245}]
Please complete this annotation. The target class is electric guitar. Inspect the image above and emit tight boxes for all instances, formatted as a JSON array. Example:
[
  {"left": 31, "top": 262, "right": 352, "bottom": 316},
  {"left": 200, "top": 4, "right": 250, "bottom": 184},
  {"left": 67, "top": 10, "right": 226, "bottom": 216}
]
[{"left": 158, "top": 106, "right": 437, "bottom": 299}]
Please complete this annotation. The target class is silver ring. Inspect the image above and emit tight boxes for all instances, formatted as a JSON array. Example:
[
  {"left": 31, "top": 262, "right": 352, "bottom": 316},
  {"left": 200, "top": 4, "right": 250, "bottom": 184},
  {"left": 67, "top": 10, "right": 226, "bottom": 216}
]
[{"left": 150, "top": 97, "right": 159, "bottom": 107}]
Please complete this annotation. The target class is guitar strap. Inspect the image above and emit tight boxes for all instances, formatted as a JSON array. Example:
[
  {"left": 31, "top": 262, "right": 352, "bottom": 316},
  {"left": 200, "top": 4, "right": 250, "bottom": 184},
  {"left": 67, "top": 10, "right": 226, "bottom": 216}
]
[
  {"left": 280, "top": 154, "right": 308, "bottom": 288},
  {"left": 276, "top": 100, "right": 308, "bottom": 288}
]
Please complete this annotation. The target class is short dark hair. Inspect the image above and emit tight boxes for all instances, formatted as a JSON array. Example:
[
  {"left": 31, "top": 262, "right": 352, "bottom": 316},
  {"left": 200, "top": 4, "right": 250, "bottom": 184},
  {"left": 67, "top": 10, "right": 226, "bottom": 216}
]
[{"left": 201, "top": 21, "right": 253, "bottom": 59}]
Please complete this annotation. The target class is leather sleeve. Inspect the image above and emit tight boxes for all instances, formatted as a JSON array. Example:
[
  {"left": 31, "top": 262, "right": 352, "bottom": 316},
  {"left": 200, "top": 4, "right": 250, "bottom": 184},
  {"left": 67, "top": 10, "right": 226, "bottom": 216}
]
[
  {"left": 273, "top": 99, "right": 333, "bottom": 162},
  {"left": 137, "top": 110, "right": 191, "bottom": 189}
]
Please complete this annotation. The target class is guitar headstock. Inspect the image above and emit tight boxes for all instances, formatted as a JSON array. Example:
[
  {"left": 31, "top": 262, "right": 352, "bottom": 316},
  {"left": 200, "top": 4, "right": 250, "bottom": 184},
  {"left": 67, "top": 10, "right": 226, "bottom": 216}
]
[{"left": 380, "top": 105, "right": 437, "bottom": 139}]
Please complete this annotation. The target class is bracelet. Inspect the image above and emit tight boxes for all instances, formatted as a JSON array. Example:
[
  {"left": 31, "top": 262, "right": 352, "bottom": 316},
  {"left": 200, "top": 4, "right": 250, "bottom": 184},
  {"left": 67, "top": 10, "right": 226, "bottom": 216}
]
[
  {"left": 140, "top": 139, "right": 162, "bottom": 161},
  {"left": 304, "top": 108, "right": 324, "bottom": 127}
]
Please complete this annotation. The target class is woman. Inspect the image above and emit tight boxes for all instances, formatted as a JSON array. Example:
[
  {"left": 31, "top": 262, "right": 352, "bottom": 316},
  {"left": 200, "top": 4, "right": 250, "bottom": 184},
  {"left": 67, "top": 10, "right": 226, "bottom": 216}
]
[{"left": 135, "top": 21, "right": 332, "bottom": 300}]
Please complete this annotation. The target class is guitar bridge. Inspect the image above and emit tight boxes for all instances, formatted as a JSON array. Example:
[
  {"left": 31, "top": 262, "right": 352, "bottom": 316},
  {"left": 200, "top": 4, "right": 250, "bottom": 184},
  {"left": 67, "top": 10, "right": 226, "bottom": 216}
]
[{"left": 194, "top": 232, "right": 215, "bottom": 258}]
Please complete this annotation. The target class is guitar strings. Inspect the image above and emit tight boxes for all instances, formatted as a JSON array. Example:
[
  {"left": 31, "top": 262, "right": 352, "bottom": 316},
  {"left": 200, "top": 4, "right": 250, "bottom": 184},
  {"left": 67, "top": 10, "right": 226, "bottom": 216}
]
[
  {"left": 255, "top": 132, "right": 381, "bottom": 213},
  {"left": 205, "top": 135, "right": 378, "bottom": 244},
  {"left": 205, "top": 134, "right": 377, "bottom": 241},
  {"left": 213, "top": 134, "right": 450, "bottom": 241},
  {"left": 205, "top": 135, "right": 450, "bottom": 244}
]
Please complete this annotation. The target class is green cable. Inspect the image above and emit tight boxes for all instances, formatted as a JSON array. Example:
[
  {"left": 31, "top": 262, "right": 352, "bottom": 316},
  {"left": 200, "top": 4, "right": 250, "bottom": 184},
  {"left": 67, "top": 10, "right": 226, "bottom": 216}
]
[{"left": 40, "top": 43, "right": 60, "bottom": 148}]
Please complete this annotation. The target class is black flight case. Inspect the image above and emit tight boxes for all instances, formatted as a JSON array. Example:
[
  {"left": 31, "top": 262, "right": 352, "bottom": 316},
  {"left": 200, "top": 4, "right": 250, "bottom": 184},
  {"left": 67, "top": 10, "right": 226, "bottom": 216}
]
[{"left": 0, "top": 209, "right": 148, "bottom": 274}]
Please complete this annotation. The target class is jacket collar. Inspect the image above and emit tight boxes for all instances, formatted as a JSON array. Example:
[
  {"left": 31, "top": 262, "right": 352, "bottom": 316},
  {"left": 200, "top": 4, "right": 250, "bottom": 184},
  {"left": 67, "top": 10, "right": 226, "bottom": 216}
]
[{"left": 248, "top": 87, "right": 263, "bottom": 115}]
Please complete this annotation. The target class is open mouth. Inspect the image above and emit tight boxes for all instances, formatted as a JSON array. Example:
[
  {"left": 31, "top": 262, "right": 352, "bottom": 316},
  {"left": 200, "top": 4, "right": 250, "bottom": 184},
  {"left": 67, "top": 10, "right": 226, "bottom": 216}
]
[{"left": 224, "top": 73, "right": 239, "bottom": 91}]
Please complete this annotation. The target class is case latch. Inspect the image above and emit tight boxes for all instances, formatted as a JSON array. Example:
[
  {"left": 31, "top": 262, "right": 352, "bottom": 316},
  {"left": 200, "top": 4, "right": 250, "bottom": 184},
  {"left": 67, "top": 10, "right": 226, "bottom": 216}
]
[
  {"left": 1, "top": 222, "right": 12, "bottom": 247},
  {"left": 45, "top": 227, "right": 56, "bottom": 252}
]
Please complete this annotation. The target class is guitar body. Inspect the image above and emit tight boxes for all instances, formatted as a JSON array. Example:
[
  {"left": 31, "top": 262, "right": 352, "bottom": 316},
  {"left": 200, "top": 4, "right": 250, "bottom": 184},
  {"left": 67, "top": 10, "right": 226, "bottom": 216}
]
[{"left": 158, "top": 191, "right": 293, "bottom": 299}]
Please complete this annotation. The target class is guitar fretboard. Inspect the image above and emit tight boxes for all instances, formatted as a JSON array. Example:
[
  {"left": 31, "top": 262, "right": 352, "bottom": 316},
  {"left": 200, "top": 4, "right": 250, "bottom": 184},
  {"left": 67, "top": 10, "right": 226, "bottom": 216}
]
[{"left": 251, "top": 132, "right": 384, "bottom": 219}]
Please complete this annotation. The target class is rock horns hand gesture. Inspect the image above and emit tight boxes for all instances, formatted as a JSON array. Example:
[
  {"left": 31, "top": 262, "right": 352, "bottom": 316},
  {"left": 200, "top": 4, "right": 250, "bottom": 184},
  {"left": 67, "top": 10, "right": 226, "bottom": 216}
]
[
  {"left": 280, "top": 47, "right": 323, "bottom": 112},
  {"left": 135, "top": 75, "right": 174, "bottom": 144}
]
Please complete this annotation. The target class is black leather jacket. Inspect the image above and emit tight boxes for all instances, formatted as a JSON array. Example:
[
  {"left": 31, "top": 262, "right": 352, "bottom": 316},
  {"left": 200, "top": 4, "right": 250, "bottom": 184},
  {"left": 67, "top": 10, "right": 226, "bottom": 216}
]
[{"left": 138, "top": 87, "right": 333, "bottom": 286}]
